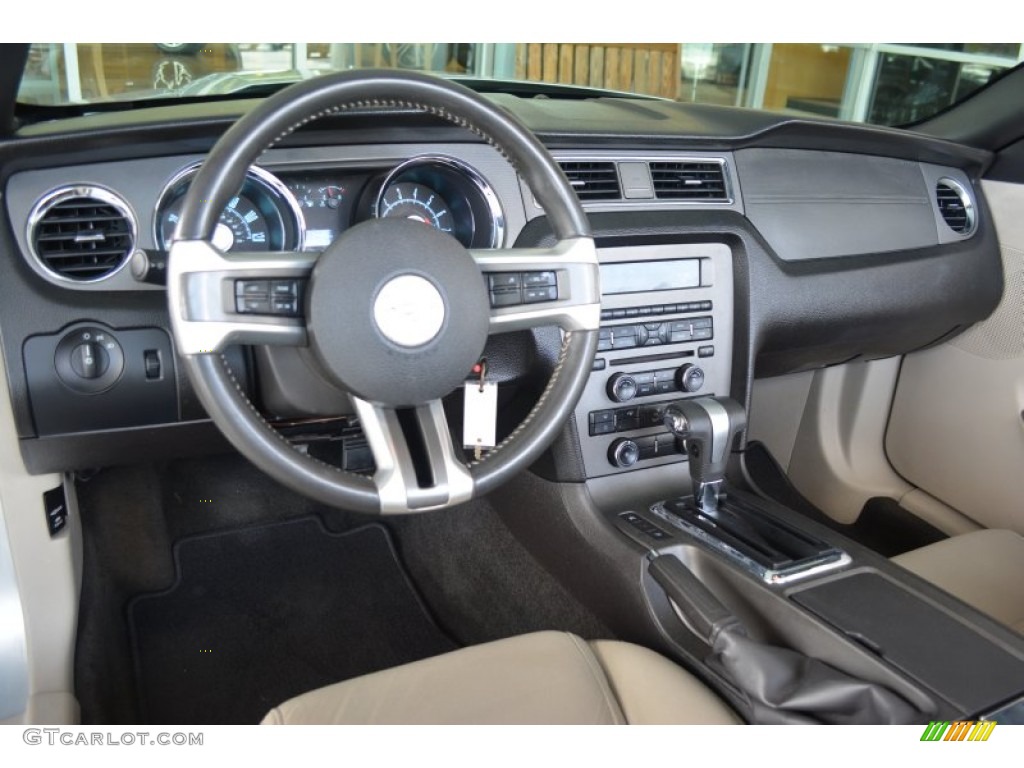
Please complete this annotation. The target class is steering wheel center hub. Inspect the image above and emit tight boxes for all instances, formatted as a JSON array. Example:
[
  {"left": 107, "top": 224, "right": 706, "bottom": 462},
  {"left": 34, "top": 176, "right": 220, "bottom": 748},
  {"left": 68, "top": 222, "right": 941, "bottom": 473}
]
[
  {"left": 305, "top": 217, "right": 490, "bottom": 407},
  {"left": 372, "top": 274, "right": 446, "bottom": 347}
]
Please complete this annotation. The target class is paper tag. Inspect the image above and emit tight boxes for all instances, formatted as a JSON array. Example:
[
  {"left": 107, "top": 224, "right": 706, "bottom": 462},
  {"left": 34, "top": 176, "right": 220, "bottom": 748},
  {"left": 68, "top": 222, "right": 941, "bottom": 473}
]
[{"left": 463, "top": 381, "right": 498, "bottom": 454}]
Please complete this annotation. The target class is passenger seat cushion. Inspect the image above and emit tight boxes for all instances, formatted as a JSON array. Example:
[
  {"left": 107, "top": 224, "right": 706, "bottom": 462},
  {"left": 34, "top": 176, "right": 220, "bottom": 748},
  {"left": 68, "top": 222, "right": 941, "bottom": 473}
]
[
  {"left": 262, "top": 631, "right": 741, "bottom": 725},
  {"left": 893, "top": 529, "right": 1024, "bottom": 634},
  {"left": 262, "top": 631, "right": 626, "bottom": 725}
]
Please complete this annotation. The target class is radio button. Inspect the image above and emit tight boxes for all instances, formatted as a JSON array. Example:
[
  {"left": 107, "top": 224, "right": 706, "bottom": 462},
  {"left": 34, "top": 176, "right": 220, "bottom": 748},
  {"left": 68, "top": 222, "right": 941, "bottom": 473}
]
[
  {"left": 677, "top": 364, "right": 706, "bottom": 393},
  {"left": 615, "top": 407, "right": 640, "bottom": 431},
  {"left": 637, "top": 436, "right": 658, "bottom": 460},
  {"left": 607, "top": 373, "right": 638, "bottom": 402},
  {"left": 611, "top": 329, "right": 638, "bottom": 349},
  {"left": 608, "top": 438, "right": 641, "bottom": 469}
]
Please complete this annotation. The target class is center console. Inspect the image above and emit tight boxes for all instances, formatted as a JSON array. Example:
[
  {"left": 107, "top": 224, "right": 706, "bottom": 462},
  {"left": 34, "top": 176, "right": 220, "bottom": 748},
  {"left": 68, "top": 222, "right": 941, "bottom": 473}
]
[
  {"left": 573, "top": 243, "right": 733, "bottom": 478},
  {"left": 603, "top": 394, "right": 1024, "bottom": 723}
]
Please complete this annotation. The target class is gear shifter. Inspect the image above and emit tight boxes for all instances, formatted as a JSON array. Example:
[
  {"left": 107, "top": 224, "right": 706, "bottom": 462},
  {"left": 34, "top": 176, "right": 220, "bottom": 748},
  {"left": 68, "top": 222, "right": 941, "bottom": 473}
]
[{"left": 663, "top": 396, "right": 746, "bottom": 511}]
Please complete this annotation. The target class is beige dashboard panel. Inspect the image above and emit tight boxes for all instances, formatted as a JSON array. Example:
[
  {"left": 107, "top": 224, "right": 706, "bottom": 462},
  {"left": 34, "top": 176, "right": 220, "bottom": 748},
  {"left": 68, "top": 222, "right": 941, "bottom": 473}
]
[{"left": 886, "top": 180, "right": 1024, "bottom": 533}]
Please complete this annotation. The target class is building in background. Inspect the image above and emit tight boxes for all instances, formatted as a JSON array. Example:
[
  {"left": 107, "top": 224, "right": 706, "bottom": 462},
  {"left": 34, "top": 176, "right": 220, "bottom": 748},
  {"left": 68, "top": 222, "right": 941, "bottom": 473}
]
[{"left": 20, "top": 43, "right": 1024, "bottom": 128}]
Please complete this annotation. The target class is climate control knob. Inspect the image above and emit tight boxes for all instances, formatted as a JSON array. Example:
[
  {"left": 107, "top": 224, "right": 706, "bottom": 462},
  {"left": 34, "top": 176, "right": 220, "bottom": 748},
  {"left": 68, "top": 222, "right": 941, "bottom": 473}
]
[
  {"left": 606, "top": 373, "right": 638, "bottom": 403},
  {"left": 676, "top": 364, "right": 705, "bottom": 393},
  {"left": 608, "top": 438, "right": 641, "bottom": 468}
]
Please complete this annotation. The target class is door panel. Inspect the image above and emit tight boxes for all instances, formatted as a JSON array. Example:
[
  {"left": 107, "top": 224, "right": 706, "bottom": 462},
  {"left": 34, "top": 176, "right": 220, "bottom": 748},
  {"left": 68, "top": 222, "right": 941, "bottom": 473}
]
[{"left": 886, "top": 180, "right": 1024, "bottom": 532}]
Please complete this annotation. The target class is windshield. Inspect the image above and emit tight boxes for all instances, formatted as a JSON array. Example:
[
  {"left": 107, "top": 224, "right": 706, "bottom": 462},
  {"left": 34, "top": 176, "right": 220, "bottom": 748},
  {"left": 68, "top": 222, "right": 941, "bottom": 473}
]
[{"left": 18, "top": 43, "right": 1024, "bottom": 127}]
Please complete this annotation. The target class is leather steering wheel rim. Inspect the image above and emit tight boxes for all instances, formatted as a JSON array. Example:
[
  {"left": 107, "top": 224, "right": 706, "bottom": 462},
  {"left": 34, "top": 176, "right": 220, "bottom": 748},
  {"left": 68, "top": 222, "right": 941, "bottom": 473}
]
[{"left": 168, "top": 70, "right": 599, "bottom": 514}]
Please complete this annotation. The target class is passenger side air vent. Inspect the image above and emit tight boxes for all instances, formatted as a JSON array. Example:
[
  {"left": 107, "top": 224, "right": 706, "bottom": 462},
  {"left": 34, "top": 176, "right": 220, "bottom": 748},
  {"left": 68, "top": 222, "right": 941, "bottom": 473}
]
[
  {"left": 935, "top": 179, "right": 976, "bottom": 235},
  {"left": 558, "top": 161, "right": 622, "bottom": 201},
  {"left": 28, "top": 187, "right": 136, "bottom": 282},
  {"left": 650, "top": 160, "right": 728, "bottom": 201}
]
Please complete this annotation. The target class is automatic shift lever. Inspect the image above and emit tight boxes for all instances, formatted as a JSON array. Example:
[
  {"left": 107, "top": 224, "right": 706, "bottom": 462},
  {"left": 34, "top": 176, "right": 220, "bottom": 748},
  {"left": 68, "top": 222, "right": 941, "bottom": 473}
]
[{"left": 663, "top": 396, "right": 746, "bottom": 511}]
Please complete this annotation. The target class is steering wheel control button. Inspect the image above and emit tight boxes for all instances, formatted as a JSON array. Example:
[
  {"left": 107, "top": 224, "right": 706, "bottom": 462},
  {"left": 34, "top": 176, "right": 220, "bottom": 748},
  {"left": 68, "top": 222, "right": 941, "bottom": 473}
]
[
  {"left": 235, "top": 279, "right": 303, "bottom": 316},
  {"left": 488, "top": 273, "right": 521, "bottom": 290},
  {"left": 373, "top": 275, "right": 446, "bottom": 348},
  {"left": 271, "top": 280, "right": 298, "bottom": 297},
  {"left": 523, "top": 286, "right": 558, "bottom": 303},
  {"left": 522, "top": 271, "right": 556, "bottom": 287},
  {"left": 54, "top": 326, "right": 125, "bottom": 394},
  {"left": 307, "top": 218, "right": 490, "bottom": 406},
  {"left": 486, "top": 271, "right": 558, "bottom": 308},
  {"left": 236, "top": 280, "right": 269, "bottom": 296}
]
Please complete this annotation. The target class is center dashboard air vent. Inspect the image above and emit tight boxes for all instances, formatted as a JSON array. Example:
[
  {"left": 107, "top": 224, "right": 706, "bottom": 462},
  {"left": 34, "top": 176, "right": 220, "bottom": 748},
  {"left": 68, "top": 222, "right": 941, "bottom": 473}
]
[
  {"left": 28, "top": 186, "right": 136, "bottom": 282},
  {"left": 558, "top": 161, "right": 622, "bottom": 201},
  {"left": 935, "top": 179, "right": 976, "bottom": 235},
  {"left": 650, "top": 161, "right": 728, "bottom": 201}
]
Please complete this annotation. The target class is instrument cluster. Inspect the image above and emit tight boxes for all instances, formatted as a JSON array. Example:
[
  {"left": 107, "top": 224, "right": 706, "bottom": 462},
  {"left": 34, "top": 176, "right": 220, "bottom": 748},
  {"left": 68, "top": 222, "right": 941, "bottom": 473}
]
[{"left": 155, "top": 155, "right": 505, "bottom": 254}]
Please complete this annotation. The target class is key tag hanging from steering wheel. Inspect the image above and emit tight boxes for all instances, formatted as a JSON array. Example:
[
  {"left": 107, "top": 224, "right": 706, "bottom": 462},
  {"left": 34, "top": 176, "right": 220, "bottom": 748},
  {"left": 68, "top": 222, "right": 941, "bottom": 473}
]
[{"left": 463, "top": 358, "right": 497, "bottom": 460}]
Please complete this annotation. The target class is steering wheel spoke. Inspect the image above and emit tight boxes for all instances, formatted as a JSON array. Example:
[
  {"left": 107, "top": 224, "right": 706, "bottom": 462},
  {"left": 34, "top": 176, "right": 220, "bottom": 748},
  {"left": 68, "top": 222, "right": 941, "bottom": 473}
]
[
  {"left": 167, "top": 239, "right": 318, "bottom": 354},
  {"left": 471, "top": 237, "right": 601, "bottom": 333},
  {"left": 352, "top": 397, "right": 473, "bottom": 514}
]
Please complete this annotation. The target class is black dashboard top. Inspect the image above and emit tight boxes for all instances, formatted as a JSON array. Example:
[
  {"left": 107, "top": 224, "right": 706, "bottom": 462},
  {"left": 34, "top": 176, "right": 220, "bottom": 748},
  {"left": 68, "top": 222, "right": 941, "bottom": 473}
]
[
  {"left": 9, "top": 92, "right": 993, "bottom": 178},
  {"left": 0, "top": 83, "right": 1006, "bottom": 474}
]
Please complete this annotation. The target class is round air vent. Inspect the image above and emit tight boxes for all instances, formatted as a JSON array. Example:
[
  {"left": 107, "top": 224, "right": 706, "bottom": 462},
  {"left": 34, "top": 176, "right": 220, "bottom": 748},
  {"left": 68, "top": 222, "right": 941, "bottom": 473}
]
[
  {"left": 935, "top": 179, "right": 976, "bottom": 236},
  {"left": 28, "top": 186, "right": 136, "bottom": 283}
]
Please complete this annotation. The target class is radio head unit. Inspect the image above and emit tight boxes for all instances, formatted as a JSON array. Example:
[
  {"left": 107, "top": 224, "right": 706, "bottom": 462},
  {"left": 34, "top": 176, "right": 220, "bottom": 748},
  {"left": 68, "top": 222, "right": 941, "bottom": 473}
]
[{"left": 573, "top": 243, "right": 734, "bottom": 479}]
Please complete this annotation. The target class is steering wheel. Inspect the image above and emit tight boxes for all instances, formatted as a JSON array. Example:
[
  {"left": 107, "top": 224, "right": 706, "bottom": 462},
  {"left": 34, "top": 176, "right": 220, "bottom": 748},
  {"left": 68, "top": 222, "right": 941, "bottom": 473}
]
[{"left": 167, "top": 70, "right": 600, "bottom": 514}]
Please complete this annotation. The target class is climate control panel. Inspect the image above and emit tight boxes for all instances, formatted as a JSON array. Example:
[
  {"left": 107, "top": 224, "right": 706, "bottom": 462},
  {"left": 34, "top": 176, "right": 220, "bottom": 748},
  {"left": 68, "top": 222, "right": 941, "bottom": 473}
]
[
  {"left": 572, "top": 242, "right": 734, "bottom": 478},
  {"left": 605, "top": 363, "right": 705, "bottom": 403}
]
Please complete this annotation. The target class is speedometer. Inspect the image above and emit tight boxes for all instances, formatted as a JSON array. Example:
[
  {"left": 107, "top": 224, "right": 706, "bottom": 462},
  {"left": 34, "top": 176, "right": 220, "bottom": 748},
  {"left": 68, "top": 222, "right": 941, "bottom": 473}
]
[
  {"left": 155, "top": 164, "right": 304, "bottom": 252},
  {"left": 160, "top": 194, "right": 271, "bottom": 252}
]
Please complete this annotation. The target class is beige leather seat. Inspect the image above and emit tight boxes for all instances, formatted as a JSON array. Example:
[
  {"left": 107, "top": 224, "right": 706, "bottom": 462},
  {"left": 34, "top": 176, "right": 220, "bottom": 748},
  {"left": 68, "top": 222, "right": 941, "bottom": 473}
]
[
  {"left": 261, "top": 630, "right": 740, "bottom": 724},
  {"left": 893, "top": 529, "right": 1024, "bottom": 634}
]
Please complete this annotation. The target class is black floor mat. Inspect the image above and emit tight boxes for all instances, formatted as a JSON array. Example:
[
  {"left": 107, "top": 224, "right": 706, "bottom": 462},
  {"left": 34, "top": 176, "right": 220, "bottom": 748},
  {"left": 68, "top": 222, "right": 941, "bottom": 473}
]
[
  {"left": 128, "top": 517, "right": 456, "bottom": 724},
  {"left": 744, "top": 441, "right": 947, "bottom": 557}
]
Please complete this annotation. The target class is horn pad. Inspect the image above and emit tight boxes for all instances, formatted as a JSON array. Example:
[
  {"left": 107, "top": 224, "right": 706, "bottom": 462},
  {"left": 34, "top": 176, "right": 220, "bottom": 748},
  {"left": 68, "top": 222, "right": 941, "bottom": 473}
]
[{"left": 305, "top": 218, "right": 490, "bottom": 406}]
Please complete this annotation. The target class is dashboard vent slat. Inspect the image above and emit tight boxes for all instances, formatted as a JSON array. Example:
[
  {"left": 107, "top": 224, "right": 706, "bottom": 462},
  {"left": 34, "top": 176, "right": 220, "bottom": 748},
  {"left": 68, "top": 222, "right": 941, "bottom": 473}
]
[
  {"left": 650, "top": 161, "right": 729, "bottom": 201},
  {"left": 935, "top": 180, "right": 975, "bottom": 235},
  {"left": 558, "top": 161, "right": 622, "bottom": 201},
  {"left": 29, "top": 188, "right": 136, "bottom": 282}
]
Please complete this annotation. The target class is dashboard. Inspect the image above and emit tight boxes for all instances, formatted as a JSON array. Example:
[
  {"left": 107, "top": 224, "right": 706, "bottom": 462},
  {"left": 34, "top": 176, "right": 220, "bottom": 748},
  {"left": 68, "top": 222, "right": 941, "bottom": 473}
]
[{"left": 0, "top": 93, "right": 1005, "bottom": 479}]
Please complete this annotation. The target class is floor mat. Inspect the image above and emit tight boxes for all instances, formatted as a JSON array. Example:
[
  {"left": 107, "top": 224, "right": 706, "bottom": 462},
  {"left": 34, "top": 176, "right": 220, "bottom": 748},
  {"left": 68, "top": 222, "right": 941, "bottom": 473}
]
[{"left": 128, "top": 517, "right": 456, "bottom": 724}]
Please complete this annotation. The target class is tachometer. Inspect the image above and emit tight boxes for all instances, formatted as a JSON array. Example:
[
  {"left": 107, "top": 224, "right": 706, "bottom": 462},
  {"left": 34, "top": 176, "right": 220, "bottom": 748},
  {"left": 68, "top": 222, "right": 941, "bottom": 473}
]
[
  {"left": 372, "top": 156, "right": 504, "bottom": 248},
  {"left": 376, "top": 182, "right": 453, "bottom": 234}
]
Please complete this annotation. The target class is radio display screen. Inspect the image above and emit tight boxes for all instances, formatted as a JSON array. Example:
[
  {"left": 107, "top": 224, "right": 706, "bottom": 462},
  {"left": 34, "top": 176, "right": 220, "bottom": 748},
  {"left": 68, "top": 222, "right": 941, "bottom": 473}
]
[{"left": 600, "top": 259, "right": 701, "bottom": 295}]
